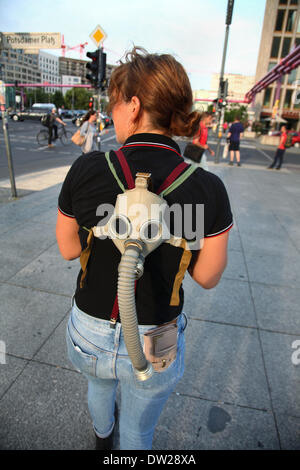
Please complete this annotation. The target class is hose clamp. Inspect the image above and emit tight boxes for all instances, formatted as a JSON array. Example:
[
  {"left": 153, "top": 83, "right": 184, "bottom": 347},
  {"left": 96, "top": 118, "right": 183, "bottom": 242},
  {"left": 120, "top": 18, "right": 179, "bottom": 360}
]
[{"left": 134, "top": 361, "right": 154, "bottom": 381}]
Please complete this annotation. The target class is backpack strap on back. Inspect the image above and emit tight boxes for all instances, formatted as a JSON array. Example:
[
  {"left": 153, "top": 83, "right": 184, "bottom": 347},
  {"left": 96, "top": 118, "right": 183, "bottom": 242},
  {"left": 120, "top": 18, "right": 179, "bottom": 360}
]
[{"left": 105, "top": 149, "right": 198, "bottom": 326}]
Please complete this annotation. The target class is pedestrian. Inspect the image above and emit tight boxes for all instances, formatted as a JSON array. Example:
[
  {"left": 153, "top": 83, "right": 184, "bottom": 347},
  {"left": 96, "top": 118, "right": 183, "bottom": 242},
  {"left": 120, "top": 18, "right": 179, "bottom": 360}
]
[
  {"left": 268, "top": 125, "right": 288, "bottom": 170},
  {"left": 191, "top": 112, "right": 215, "bottom": 170},
  {"left": 58, "top": 105, "right": 65, "bottom": 118},
  {"left": 227, "top": 115, "right": 244, "bottom": 166},
  {"left": 56, "top": 47, "right": 233, "bottom": 450},
  {"left": 47, "top": 107, "right": 66, "bottom": 148},
  {"left": 79, "top": 110, "right": 98, "bottom": 153}
]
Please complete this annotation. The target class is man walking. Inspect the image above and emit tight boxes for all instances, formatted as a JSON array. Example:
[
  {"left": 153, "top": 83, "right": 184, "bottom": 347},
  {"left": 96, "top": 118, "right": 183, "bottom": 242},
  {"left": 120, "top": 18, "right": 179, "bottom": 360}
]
[
  {"left": 227, "top": 115, "right": 244, "bottom": 166},
  {"left": 268, "top": 126, "right": 288, "bottom": 170}
]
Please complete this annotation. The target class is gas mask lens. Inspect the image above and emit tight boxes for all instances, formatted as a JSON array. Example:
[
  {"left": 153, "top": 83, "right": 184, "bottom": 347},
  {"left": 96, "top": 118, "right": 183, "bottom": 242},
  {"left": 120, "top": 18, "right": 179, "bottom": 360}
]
[
  {"left": 109, "top": 215, "right": 132, "bottom": 239},
  {"left": 140, "top": 220, "right": 162, "bottom": 243}
]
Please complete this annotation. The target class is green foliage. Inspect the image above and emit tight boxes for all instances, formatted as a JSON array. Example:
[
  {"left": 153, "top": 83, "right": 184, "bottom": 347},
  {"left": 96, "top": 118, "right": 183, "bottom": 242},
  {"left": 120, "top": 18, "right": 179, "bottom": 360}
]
[
  {"left": 224, "top": 104, "right": 248, "bottom": 126},
  {"left": 52, "top": 90, "right": 65, "bottom": 108},
  {"left": 64, "top": 87, "right": 93, "bottom": 110}
]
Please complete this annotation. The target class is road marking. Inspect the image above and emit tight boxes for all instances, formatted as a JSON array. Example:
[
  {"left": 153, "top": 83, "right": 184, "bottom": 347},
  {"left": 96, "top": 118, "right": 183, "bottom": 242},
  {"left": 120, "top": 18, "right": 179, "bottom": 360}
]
[
  {"left": 102, "top": 134, "right": 116, "bottom": 143},
  {"left": 255, "top": 147, "right": 273, "bottom": 162}
]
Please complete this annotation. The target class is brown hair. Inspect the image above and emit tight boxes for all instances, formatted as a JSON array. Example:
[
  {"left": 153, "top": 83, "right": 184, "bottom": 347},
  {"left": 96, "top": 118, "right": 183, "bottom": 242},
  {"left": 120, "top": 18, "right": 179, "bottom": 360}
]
[
  {"left": 80, "top": 109, "right": 96, "bottom": 126},
  {"left": 108, "top": 47, "right": 201, "bottom": 137}
]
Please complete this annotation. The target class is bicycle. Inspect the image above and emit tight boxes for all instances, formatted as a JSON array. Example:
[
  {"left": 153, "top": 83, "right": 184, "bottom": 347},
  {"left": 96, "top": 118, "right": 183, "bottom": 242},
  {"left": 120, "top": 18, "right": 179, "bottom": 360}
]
[{"left": 36, "top": 124, "right": 73, "bottom": 147}]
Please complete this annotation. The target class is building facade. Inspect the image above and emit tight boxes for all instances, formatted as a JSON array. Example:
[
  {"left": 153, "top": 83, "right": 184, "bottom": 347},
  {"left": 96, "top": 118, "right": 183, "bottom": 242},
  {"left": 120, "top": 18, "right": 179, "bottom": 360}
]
[
  {"left": 59, "top": 56, "right": 115, "bottom": 89},
  {"left": 254, "top": 0, "right": 300, "bottom": 129},
  {"left": 61, "top": 74, "right": 81, "bottom": 96},
  {"left": 0, "top": 48, "right": 41, "bottom": 85},
  {"left": 38, "top": 51, "right": 60, "bottom": 93},
  {"left": 211, "top": 73, "right": 255, "bottom": 101}
]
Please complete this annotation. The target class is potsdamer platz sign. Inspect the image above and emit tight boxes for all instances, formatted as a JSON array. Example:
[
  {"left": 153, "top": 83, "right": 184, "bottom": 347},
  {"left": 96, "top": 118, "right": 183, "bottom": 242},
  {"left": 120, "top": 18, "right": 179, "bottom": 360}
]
[{"left": 0, "top": 32, "right": 61, "bottom": 54}]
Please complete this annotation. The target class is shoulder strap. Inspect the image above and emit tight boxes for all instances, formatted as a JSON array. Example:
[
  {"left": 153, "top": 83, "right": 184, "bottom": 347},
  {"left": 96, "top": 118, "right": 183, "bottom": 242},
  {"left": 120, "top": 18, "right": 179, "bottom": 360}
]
[
  {"left": 104, "top": 148, "right": 198, "bottom": 326},
  {"left": 112, "top": 149, "right": 197, "bottom": 195},
  {"left": 114, "top": 149, "right": 135, "bottom": 189}
]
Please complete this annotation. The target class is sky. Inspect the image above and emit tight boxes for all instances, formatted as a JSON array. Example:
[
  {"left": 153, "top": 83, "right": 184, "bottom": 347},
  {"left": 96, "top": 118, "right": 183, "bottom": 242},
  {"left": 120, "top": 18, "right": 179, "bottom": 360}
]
[{"left": 1, "top": 0, "right": 266, "bottom": 90}]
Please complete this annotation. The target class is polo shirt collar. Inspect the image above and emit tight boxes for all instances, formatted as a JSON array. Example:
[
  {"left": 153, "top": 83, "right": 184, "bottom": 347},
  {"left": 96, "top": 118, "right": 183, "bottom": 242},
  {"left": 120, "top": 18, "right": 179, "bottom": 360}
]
[{"left": 123, "top": 133, "right": 181, "bottom": 154}]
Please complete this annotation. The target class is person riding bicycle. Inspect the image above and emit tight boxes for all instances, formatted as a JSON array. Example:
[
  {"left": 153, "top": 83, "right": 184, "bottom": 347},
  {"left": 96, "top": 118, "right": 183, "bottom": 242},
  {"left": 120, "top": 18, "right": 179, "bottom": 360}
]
[{"left": 47, "top": 107, "right": 66, "bottom": 148}]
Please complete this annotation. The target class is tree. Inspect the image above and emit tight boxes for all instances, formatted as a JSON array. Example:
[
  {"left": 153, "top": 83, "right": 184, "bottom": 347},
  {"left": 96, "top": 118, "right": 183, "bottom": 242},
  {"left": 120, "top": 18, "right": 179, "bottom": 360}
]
[
  {"left": 52, "top": 90, "right": 65, "bottom": 109},
  {"left": 224, "top": 104, "right": 248, "bottom": 126},
  {"left": 64, "top": 87, "right": 93, "bottom": 110}
]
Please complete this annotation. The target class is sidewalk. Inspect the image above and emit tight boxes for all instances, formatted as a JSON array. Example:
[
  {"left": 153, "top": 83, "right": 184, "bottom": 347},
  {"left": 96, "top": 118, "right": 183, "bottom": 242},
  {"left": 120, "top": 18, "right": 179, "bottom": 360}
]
[{"left": 0, "top": 158, "right": 299, "bottom": 450}]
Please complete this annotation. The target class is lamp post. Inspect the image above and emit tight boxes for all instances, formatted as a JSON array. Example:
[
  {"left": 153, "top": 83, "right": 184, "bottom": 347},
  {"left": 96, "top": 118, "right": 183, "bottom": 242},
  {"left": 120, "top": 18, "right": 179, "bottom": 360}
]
[{"left": 215, "top": 0, "right": 234, "bottom": 163}]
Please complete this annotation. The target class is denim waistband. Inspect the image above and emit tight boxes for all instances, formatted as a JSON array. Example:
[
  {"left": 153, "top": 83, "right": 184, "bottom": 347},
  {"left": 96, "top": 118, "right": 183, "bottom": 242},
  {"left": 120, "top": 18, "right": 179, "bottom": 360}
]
[{"left": 71, "top": 300, "right": 186, "bottom": 336}]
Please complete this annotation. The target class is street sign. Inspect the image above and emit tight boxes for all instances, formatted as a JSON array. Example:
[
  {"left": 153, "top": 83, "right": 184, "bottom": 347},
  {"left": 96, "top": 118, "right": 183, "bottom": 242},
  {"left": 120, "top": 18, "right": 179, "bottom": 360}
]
[
  {"left": 1, "top": 32, "right": 61, "bottom": 50},
  {"left": 89, "top": 25, "right": 107, "bottom": 47}
]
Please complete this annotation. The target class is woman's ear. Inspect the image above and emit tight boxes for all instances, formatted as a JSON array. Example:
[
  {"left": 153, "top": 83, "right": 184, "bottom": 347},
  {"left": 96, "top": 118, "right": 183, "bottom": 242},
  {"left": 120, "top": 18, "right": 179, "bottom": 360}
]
[{"left": 130, "top": 96, "right": 141, "bottom": 121}]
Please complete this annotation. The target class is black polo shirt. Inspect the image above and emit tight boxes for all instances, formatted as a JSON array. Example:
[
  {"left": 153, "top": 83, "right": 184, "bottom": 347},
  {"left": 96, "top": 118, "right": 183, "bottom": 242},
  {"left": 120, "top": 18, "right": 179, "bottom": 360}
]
[{"left": 58, "top": 133, "right": 233, "bottom": 324}]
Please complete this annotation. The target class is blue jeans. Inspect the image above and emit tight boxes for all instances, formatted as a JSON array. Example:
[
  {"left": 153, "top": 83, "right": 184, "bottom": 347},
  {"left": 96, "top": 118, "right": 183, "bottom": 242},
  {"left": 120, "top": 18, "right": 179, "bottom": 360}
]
[{"left": 66, "top": 302, "right": 186, "bottom": 450}]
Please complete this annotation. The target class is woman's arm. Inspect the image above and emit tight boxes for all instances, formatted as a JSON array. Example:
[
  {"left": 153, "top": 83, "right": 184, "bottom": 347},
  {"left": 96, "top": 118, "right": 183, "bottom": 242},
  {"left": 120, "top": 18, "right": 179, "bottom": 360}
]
[
  {"left": 56, "top": 210, "right": 82, "bottom": 260},
  {"left": 188, "top": 231, "right": 229, "bottom": 289}
]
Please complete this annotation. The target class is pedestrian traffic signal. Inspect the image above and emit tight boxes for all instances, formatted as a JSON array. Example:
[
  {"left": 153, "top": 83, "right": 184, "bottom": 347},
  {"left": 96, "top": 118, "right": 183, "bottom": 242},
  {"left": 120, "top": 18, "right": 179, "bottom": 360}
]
[
  {"left": 212, "top": 98, "right": 218, "bottom": 113},
  {"left": 86, "top": 50, "right": 100, "bottom": 88},
  {"left": 86, "top": 49, "right": 107, "bottom": 90},
  {"left": 217, "top": 98, "right": 228, "bottom": 108},
  {"left": 89, "top": 97, "right": 94, "bottom": 109}
]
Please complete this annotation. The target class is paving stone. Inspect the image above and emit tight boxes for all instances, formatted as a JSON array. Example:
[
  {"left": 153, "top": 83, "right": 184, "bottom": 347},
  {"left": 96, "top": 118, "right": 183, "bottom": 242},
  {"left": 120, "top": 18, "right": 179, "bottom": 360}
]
[{"left": 0, "top": 284, "right": 70, "bottom": 359}]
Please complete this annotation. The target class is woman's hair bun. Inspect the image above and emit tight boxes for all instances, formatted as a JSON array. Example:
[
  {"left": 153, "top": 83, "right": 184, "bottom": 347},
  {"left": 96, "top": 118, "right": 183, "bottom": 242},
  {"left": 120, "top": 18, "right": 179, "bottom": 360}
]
[{"left": 169, "top": 110, "right": 202, "bottom": 137}]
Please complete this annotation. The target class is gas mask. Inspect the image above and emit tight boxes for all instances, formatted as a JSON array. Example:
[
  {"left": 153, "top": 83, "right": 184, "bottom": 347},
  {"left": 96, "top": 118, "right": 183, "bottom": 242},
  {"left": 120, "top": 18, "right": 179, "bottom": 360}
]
[{"left": 93, "top": 173, "right": 172, "bottom": 381}]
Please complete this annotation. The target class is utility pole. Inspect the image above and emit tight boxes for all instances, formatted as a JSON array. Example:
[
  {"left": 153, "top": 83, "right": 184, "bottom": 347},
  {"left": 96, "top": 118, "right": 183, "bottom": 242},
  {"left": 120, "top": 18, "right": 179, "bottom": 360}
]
[
  {"left": 0, "top": 80, "right": 17, "bottom": 198},
  {"left": 215, "top": 0, "right": 234, "bottom": 163}
]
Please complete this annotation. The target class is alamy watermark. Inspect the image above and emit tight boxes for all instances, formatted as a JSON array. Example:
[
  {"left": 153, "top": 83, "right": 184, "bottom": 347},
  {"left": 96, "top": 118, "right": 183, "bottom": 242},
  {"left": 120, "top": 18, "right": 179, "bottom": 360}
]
[
  {"left": 0, "top": 340, "right": 6, "bottom": 364},
  {"left": 96, "top": 202, "right": 205, "bottom": 251},
  {"left": 291, "top": 340, "right": 300, "bottom": 366}
]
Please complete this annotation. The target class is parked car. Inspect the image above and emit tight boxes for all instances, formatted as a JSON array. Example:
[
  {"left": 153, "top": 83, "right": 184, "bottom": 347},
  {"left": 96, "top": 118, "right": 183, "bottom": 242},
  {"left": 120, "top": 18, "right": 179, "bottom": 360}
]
[
  {"left": 9, "top": 103, "right": 56, "bottom": 122},
  {"left": 60, "top": 109, "right": 74, "bottom": 119}
]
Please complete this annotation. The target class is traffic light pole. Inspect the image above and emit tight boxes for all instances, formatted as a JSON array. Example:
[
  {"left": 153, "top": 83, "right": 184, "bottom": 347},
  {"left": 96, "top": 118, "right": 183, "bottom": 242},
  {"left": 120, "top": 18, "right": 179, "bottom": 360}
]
[
  {"left": 215, "top": 0, "right": 234, "bottom": 164},
  {"left": 0, "top": 88, "right": 17, "bottom": 198}
]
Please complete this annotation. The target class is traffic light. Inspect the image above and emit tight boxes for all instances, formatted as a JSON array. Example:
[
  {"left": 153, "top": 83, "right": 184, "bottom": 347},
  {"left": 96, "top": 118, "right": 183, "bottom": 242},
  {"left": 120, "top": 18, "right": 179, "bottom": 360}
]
[
  {"left": 226, "top": 0, "right": 234, "bottom": 25},
  {"left": 86, "top": 49, "right": 107, "bottom": 90},
  {"left": 212, "top": 98, "right": 218, "bottom": 113},
  {"left": 86, "top": 50, "right": 100, "bottom": 88},
  {"left": 88, "top": 97, "right": 94, "bottom": 109},
  {"left": 218, "top": 98, "right": 227, "bottom": 108}
]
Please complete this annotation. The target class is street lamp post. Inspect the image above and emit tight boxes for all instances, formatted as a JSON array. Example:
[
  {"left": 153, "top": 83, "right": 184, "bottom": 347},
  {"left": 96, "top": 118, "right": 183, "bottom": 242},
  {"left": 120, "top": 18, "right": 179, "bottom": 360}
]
[{"left": 215, "top": 0, "right": 235, "bottom": 164}]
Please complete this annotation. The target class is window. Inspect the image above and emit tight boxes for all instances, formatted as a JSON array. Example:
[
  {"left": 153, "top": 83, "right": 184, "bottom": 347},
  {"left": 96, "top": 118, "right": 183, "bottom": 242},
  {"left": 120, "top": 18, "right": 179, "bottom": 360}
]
[
  {"left": 281, "top": 37, "right": 291, "bottom": 57},
  {"left": 286, "top": 10, "right": 296, "bottom": 32},
  {"left": 296, "top": 38, "right": 300, "bottom": 47},
  {"left": 275, "top": 10, "right": 285, "bottom": 31},
  {"left": 287, "top": 66, "right": 299, "bottom": 84},
  {"left": 268, "top": 62, "right": 277, "bottom": 72},
  {"left": 297, "top": 17, "right": 300, "bottom": 33},
  {"left": 263, "top": 87, "right": 272, "bottom": 107},
  {"left": 271, "top": 37, "right": 281, "bottom": 57},
  {"left": 283, "top": 89, "right": 293, "bottom": 108},
  {"left": 290, "top": 0, "right": 298, "bottom": 4},
  {"left": 279, "top": 0, "right": 287, "bottom": 4}
]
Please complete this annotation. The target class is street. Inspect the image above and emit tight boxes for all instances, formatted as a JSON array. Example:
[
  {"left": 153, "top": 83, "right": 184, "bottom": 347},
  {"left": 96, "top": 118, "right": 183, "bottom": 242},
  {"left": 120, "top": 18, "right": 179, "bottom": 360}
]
[{"left": 1, "top": 120, "right": 300, "bottom": 182}]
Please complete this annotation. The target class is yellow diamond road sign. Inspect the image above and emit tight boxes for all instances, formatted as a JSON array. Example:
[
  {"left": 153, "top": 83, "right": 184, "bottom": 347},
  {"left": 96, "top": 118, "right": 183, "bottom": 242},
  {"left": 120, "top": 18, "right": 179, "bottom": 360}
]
[{"left": 90, "top": 25, "right": 107, "bottom": 47}]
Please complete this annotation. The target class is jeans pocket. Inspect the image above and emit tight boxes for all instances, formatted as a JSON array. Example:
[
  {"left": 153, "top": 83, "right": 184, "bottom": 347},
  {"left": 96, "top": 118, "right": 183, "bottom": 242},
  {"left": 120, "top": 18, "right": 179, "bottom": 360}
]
[{"left": 66, "top": 324, "right": 97, "bottom": 377}]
